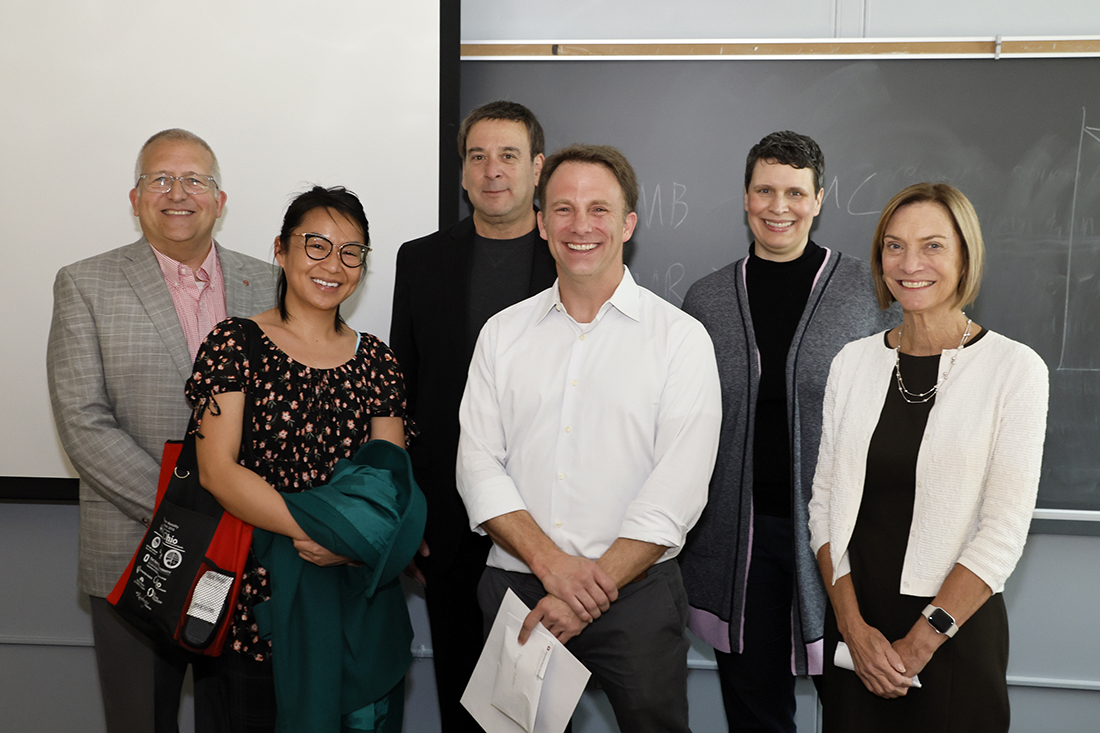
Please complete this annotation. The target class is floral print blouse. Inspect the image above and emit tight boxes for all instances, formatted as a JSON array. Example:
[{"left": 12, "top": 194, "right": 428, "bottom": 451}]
[{"left": 185, "top": 317, "right": 412, "bottom": 660}]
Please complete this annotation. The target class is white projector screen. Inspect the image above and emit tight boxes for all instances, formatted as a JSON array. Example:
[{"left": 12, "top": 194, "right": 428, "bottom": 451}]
[{"left": 1, "top": 2, "right": 440, "bottom": 480}]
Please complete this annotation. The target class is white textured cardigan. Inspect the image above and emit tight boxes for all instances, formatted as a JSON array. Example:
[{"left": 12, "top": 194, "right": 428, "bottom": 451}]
[{"left": 808, "top": 330, "right": 1048, "bottom": 597}]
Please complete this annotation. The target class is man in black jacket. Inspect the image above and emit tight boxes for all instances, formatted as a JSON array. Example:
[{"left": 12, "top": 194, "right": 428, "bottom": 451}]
[{"left": 389, "top": 101, "right": 556, "bottom": 732}]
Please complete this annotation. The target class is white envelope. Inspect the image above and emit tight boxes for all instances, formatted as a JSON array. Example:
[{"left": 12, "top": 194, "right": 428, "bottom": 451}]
[
  {"left": 462, "top": 589, "right": 591, "bottom": 733},
  {"left": 491, "top": 613, "right": 553, "bottom": 731},
  {"left": 834, "top": 641, "right": 921, "bottom": 688}
]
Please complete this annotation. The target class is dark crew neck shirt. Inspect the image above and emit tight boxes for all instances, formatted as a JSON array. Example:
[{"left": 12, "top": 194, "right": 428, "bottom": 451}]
[
  {"left": 746, "top": 241, "right": 826, "bottom": 518},
  {"left": 467, "top": 229, "right": 539, "bottom": 344}
]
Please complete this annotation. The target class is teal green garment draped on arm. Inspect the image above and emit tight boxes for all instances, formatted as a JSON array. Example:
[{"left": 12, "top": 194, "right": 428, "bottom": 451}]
[{"left": 252, "top": 440, "right": 427, "bottom": 732}]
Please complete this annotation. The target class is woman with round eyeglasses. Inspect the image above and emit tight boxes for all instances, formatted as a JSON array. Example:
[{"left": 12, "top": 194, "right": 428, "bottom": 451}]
[
  {"left": 808, "top": 183, "right": 1048, "bottom": 732},
  {"left": 186, "top": 186, "right": 423, "bottom": 732}
]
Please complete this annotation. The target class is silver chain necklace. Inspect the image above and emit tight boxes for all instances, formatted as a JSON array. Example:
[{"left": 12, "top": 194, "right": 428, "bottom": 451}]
[{"left": 894, "top": 317, "right": 972, "bottom": 404}]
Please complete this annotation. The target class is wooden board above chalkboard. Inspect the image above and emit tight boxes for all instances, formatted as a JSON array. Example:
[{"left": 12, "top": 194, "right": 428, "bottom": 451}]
[
  {"left": 461, "top": 57, "right": 1100, "bottom": 513},
  {"left": 461, "top": 38, "right": 1100, "bottom": 59}
]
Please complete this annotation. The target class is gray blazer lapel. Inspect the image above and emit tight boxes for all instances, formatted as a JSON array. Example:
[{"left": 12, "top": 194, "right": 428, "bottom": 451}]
[
  {"left": 219, "top": 243, "right": 273, "bottom": 319},
  {"left": 121, "top": 239, "right": 194, "bottom": 381}
]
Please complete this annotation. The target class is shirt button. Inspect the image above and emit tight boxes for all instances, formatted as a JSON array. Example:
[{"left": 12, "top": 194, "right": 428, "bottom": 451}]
[
  {"left": 571, "top": 379, "right": 578, "bottom": 386},
  {"left": 555, "top": 521, "right": 563, "bottom": 528},
  {"left": 565, "top": 426, "right": 571, "bottom": 433},
  {"left": 579, "top": 334, "right": 586, "bottom": 341},
  {"left": 557, "top": 473, "right": 565, "bottom": 480},
  {"left": 555, "top": 304, "right": 562, "bottom": 312}
]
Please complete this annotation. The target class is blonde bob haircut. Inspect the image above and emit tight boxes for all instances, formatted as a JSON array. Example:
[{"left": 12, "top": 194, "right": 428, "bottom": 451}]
[{"left": 871, "top": 182, "right": 985, "bottom": 311}]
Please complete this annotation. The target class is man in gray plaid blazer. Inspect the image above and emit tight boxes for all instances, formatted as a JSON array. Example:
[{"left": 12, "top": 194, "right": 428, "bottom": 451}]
[{"left": 47, "top": 129, "right": 276, "bottom": 732}]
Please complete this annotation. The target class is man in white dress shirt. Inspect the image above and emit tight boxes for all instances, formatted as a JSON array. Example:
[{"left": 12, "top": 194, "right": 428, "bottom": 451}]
[{"left": 457, "top": 144, "right": 722, "bottom": 731}]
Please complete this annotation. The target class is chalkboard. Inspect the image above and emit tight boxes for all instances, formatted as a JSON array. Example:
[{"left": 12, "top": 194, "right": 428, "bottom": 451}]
[{"left": 462, "top": 57, "right": 1100, "bottom": 512}]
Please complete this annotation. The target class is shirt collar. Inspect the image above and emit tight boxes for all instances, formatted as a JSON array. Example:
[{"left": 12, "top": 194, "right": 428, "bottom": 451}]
[
  {"left": 533, "top": 266, "right": 641, "bottom": 327},
  {"left": 604, "top": 266, "right": 641, "bottom": 322},
  {"left": 150, "top": 241, "right": 219, "bottom": 287}
]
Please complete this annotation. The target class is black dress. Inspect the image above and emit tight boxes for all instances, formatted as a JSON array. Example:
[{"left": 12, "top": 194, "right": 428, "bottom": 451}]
[{"left": 822, "top": 330, "right": 1010, "bottom": 733}]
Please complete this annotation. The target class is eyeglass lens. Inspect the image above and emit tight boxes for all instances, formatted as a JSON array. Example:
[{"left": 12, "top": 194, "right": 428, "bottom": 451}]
[
  {"left": 301, "top": 235, "right": 368, "bottom": 267},
  {"left": 142, "top": 175, "right": 214, "bottom": 195}
]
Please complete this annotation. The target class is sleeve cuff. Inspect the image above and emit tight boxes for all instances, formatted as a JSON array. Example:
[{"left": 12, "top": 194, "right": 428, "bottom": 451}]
[
  {"left": 617, "top": 503, "right": 689, "bottom": 552},
  {"left": 835, "top": 552, "right": 852, "bottom": 582},
  {"left": 461, "top": 474, "right": 528, "bottom": 532}
]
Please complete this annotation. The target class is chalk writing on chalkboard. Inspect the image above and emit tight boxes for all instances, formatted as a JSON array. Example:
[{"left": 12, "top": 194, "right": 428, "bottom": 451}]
[
  {"left": 1058, "top": 107, "right": 1100, "bottom": 372},
  {"left": 638, "top": 183, "right": 689, "bottom": 229},
  {"left": 823, "top": 174, "right": 891, "bottom": 217},
  {"left": 648, "top": 263, "right": 687, "bottom": 304}
]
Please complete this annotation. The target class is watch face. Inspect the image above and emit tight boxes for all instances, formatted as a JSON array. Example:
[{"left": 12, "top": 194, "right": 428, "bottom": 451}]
[{"left": 928, "top": 607, "right": 955, "bottom": 634}]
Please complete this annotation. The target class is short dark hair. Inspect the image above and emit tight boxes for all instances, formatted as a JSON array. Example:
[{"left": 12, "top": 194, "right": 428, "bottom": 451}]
[
  {"left": 744, "top": 131, "right": 825, "bottom": 194},
  {"left": 538, "top": 144, "right": 639, "bottom": 216},
  {"left": 457, "top": 100, "right": 545, "bottom": 160},
  {"left": 274, "top": 186, "right": 370, "bottom": 332},
  {"left": 870, "top": 182, "right": 984, "bottom": 310}
]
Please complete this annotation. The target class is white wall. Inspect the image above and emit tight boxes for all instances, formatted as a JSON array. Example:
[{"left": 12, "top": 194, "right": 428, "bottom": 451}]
[
  {"left": 461, "top": 0, "right": 1100, "bottom": 40},
  {"left": 0, "top": 0, "right": 439, "bottom": 480}
]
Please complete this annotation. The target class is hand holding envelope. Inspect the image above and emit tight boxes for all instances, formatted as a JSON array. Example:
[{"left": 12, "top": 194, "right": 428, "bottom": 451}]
[{"left": 462, "top": 589, "right": 591, "bottom": 733}]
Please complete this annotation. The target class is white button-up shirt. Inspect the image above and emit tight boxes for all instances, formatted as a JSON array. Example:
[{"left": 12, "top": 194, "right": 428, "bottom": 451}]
[{"left": 457, "top": 268, "right": 722, "bottom": 574}]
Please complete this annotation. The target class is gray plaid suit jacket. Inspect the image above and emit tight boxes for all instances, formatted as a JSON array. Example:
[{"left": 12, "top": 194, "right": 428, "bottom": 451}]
[{"left": 47, "top": 238, "right": 277, "bottom": 597}]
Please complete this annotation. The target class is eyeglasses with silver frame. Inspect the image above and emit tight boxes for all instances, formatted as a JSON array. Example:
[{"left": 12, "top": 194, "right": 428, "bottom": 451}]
[
  {"left": 138, "top": 173, "right": 219, "bottom": 195},
  {"left": 294, "top": 233, "right": 371, "bottom": 268}
]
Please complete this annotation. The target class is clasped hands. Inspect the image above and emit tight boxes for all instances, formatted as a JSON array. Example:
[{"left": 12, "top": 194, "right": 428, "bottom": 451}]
[
  {"left": 845, "top": 620, "right": 938, "bottom": 699},
  {"left": 521, "top": 553, "right": 619, "bottom": 645}
]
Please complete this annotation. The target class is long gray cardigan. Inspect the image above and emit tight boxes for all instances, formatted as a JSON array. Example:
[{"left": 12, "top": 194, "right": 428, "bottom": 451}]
[{"left": 679, "top": 246, "right": 896, "bottom": 675}]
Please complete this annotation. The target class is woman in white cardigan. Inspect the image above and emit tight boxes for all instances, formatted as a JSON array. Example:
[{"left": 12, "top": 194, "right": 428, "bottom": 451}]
[{"left": 808, "top": 183, "right": 1048, "bottom": 732}]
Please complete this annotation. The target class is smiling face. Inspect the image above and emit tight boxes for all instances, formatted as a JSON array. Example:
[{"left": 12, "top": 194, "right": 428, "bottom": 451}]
[
  {"left": 880, "top": 201, "right": 964, "bottom": 317},
  {"left": 537, "top": 160, "right": 637, "bottom": 295},
  {"left": 275, "top": 207, "right": 364, "bottom": 316},
  {"left": 743, "top": 159, "right": 823, "bottom": 261},
  {"left": 129, "top": 139, "right": 226, "bottom": 260},
  {"left": 461, "top": 118, "right": 544, "bottom": 238}
]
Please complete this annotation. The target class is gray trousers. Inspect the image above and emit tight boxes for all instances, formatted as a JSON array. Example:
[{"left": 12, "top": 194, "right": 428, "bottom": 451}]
[
  {"left": 89, "top": 596, "right": 226, "bottom": 733},
  {"left": 478, "top": 560, "right": 691, "bottom": 733}
]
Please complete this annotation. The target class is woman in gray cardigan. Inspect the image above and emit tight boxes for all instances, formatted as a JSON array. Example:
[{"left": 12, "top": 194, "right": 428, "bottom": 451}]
[{"left": 679, "top": 131, "right": 895, "bottom": 731}]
